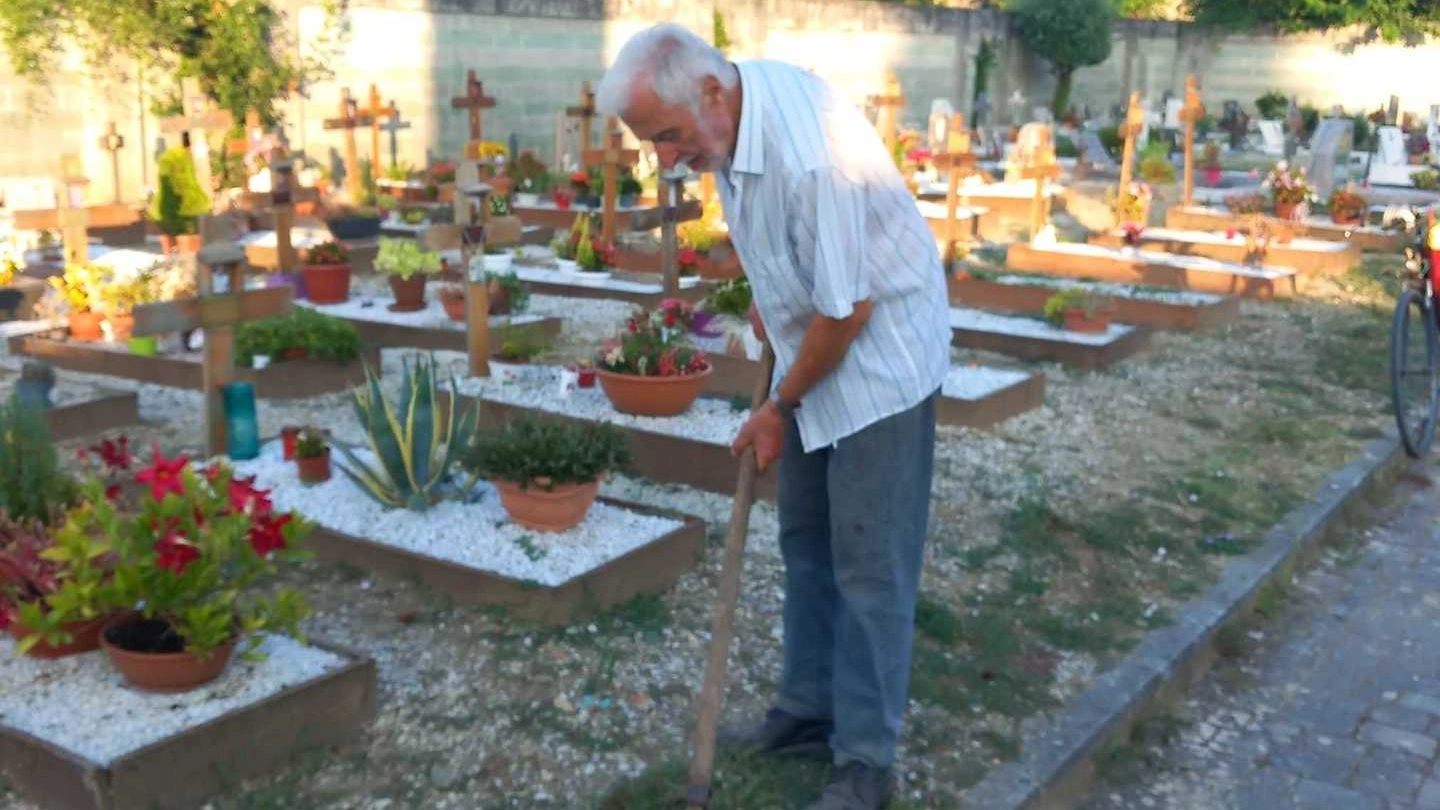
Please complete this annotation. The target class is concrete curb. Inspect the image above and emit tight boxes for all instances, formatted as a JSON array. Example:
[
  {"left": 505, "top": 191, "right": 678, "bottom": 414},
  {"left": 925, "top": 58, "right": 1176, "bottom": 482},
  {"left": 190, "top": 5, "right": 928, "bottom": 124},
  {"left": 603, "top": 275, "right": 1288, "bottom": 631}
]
[{"left": 962, "top": 432, "right": 1407, "bottom": 810}]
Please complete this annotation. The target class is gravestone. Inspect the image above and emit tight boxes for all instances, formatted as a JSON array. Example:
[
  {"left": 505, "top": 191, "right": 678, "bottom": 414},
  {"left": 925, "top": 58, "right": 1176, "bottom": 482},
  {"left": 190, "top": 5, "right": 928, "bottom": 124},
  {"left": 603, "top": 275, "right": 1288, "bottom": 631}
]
[
  {"left": 928, "top": 99, "right": 955, "bottom": 155},
  {"left": 1376, "top": 126, "right": 1407, "bottom": 166},
  {"left": 1164, "top": 97, "right": 1183, "bottom": 131},
  {"left": 1221, "top": 101, "right": 1249, "bottom": 150},
  {"left": 1284, "top": 97, "right": 1304, "bottom": 158},
  {"left": 1257, "top": 121, "right": 1285, "bottom": 156},
  {"left": 1078, "top": 131, "right": 1117, "bottom": 172},
  {"left": 1309, "top": 118, "right": 1355, "bottom": 199}
]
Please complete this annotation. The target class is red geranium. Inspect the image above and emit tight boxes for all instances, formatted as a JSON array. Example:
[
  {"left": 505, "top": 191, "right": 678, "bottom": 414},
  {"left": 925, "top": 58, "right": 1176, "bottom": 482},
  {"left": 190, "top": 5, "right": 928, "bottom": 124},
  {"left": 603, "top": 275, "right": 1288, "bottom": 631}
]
[
  {"left": 136, "top": 446, "right": 189, "bottom": 502},
  {"left": 155, "top": 533, "right": 200, "bottom": 575}
]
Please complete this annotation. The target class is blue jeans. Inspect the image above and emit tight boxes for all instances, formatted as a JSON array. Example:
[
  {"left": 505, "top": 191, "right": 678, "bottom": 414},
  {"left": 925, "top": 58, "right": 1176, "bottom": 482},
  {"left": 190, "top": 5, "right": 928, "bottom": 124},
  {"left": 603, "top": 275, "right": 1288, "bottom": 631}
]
[{"left": 772, "top": 391, "right": 937, "bottom": 769}]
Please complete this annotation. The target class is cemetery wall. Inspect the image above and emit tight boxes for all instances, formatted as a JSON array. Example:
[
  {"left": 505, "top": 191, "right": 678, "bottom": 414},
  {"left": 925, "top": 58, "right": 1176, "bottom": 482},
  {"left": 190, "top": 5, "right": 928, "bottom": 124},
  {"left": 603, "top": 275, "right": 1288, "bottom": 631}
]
[{"left": 2, "top": 0, "right": 1438, "bottom": 206}]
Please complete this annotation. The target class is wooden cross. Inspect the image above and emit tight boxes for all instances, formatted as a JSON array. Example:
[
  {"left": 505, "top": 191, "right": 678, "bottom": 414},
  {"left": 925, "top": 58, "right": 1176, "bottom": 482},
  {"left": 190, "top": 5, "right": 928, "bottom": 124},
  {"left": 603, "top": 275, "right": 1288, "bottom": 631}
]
[
  {"left": 565, "top": 81, "right": 599, "bottom": 154},
  {"left": 380, "top": 99, "right": 411, "bottom": 169},
  {"left": 1179, "top": 75, "right": 1206, "bottom": 207},
  {"left": 57, "top": 154, "right": 90, "bottom": 267},
  {"left": 1022, "top": 143, "right": 1062, "bottom": 241},
  {"left": 931, "top": 113, "right": 979, "bottom": 265},
  {"left": 659, "top": 167, "right": 689, "bottom": 298},
  {"left": 582, "top": 118, "right": 640, "bottom": 247},
  {"left": 452, "top": 166, "right": 491, "bottom": 378},
  {"left": 131, "top": 214, "right": 291, "bottom": 456},
  {"left": 1116, "top": 91, "right": 1145, "bottom": 200},
  {"left": 451, "top": 69, "right": 497, "bottom": 143},
  {"left": 269, "top": 146, "right": 299, "bottom": 274},
  {"left": 323, "top": 88, "right": 374, "bottom": 201},
  {"left": 158, "top": 78, "right": 234, "bottom": 198},
  {"left": 227, "top": 109, "right": 264, "bottom": 157},
  {"left": 868, "top": 73, "right": 906, "bottom": 154},
  {"left": 98, "top": 122, "right": 125, "bottom": 204},
  {"left": 361, "top": 84, "right": 398, "bottom": 182}
]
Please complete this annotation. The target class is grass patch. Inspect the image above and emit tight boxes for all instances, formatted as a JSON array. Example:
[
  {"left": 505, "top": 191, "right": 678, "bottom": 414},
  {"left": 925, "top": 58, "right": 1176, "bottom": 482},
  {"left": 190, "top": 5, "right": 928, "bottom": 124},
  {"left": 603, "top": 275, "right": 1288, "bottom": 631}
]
[
  {"left": 596, "top": 753, "right": 830, "bottom": 810},
  {"left": 1093, "top": 713, "right": 1187, "bottom": 784}
]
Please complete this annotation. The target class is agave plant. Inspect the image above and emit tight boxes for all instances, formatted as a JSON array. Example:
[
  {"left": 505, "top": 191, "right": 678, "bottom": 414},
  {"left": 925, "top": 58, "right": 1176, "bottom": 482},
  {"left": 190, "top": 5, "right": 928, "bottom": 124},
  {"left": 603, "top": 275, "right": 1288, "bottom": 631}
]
[{"left": 335, "top": 354, "right": 478, "bottom": 511}]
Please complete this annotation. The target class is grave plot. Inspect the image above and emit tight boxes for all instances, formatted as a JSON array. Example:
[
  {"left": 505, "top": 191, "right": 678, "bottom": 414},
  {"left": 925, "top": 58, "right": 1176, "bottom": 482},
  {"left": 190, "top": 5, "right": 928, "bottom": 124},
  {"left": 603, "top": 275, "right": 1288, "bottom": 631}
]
[
  {"left": 917, "top": 179, "right": 1066, "bottom": 239},
  {"left": 7, "top": 334, "right": 377, "bottom": 399},
  {"left": 0, "top": 636, "right": 375, "bottom": 810},
  {"left": 296, "top": 297, "right": 562, "bottom": 355},
  {"left": 381, "top": 210, "right": 553, "bottom": 247},
  {"left": 506, "top": 261, "right": 709, "bottom": 307},
  {"left": 1089, "top": 226, "right": 1361, "bottom": 276},
  {"left": 1164, "top": 205, "right": 1406, "bottom": 253},
  {"left": 949, "top": 272, "right": 1239, "bottom": 331},
  {"left": 1007, "top": 241, "right": 1298, "bottom": 300},
  {"left": 449, "top": 368, "right": 779, "bottom": 501},
  {"left": 512, "top": 197, "right": 703, "bottom": 234},
  {"left": 232, "top": 441, "right": 706, "bottom": 623},
  {"left": 915, "top": 200, "right": 995, "bottom": 245},
  {"left": 240, "top": 228, "right": 381, "bottom": 276},
  {"left": 949, "top": 306, "right": 1151, "bottom": 370},
  {"left": 698, "top": 352, "right": 1044, "bottom": 430},
  {"left": 0, "top": 368, "right": 138, "bottom": 440}
]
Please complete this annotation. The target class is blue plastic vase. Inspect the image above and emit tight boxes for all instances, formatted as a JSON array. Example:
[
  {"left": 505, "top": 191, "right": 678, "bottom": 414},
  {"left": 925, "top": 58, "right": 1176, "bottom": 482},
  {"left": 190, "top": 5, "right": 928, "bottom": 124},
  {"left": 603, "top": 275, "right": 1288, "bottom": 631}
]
[{"left": 223, "top": 382, "right": 260, "bottom": 460}]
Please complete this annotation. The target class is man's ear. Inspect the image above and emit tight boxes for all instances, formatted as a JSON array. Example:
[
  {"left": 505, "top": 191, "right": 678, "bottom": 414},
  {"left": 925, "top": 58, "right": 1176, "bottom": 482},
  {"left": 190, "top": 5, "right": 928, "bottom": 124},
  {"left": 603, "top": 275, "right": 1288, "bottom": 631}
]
[{"left": 701, "top": 75, "right": 724, "bottom": 109}]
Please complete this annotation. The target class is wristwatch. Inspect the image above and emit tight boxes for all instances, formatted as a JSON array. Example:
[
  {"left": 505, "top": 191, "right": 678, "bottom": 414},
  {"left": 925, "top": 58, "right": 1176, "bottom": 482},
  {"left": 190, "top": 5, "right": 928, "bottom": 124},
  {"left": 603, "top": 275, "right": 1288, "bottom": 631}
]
[{"left": 773, "top": 396, "right": 801, "bottom": 420}]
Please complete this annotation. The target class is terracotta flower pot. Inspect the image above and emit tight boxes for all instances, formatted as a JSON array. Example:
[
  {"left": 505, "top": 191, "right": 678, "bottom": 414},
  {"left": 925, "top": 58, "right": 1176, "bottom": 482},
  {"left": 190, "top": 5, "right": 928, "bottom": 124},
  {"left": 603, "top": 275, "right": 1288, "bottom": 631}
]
[
  {"left": 441, "top": 292, "right": 466, "bottom": 322},
  {"left": 597, "top": 366, "right": 712, "bottom": 416},
  {"left": 1062, "top": 307, "right": 1114, "bottom": 334},
  {"left": 107, "top": 311, "right": 135, "bottom": 342},
  {"left": 1332, "top": 211, "right": 1362, "bottom": 226},
  {"left": 7, "top": 614, "right": 108, "bottom": 659},
  {"left": 488, "top": 280, "right": 511, "bottom": 316},
  {"left": 281, "top": 426, "right": 301, "bottom": 460},
  {"left": 388, "top": 275, "right": 428, "bottom": 312},
  {"left": 68, "top": 310, "right": 103, "bottom": 342},
  {"left": 1274, "top": 201, "right": 1298, "bottom": 221},
  {"left": 159, "top": 234, "right": 177, "bottom": 255},
  {"left": 176, "top": 234, "right": 202, "bottom": 254},
  {"left": 297, "top": 449, "right": 331, "bottom": 484},
  {"left": 303, "top": 263, "right": 352, "bottom": 305},
  {"left": 100, "top": 614, "right": 238, "bottom": 693},
  {"left": 492, "top": 477, "right": 600, "bottom": 533}
]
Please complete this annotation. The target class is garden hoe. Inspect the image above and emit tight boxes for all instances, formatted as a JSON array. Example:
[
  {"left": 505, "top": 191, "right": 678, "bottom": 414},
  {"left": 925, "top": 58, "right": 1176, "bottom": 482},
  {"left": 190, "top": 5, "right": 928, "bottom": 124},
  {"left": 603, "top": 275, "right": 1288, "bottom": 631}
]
[{"left": 685, "top": 342, "right": 776, "bottom": 810}]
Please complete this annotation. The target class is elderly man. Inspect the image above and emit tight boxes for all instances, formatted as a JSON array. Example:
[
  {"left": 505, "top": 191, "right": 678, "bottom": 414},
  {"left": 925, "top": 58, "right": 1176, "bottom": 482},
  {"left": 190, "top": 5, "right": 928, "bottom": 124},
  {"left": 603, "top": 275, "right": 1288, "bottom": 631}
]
[{"left": 597, "top": 24, "right": 950, "bottom": 810}]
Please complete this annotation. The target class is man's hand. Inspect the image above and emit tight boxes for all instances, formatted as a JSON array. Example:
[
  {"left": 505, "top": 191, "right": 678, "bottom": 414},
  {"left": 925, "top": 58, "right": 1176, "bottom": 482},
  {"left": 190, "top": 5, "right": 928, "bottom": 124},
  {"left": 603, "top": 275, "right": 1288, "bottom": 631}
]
[
  {"left": 731, "top": 400, "right": 785, "bottom": 473},
  {"left": 748, "top": 301, "right": 766, "bottom": 343}
]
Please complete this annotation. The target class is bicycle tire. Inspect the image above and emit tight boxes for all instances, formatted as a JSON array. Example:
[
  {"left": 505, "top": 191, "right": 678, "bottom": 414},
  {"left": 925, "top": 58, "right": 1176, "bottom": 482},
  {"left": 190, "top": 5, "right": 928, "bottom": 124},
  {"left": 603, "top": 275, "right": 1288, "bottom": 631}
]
[{"left": 1390, "top": 286, "right": 1440, "bottom": 457}]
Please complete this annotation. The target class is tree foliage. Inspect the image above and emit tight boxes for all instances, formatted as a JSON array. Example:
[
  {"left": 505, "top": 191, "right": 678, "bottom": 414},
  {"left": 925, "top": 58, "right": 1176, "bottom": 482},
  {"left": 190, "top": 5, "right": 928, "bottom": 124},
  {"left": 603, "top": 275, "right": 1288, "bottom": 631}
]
[
  {"left": 1185, "top": 0, "right": 1440, "bottom": 44},
  {"left": 0, "top": 0, "right": 339, "bottom": 125},
  {"left": 1010, "top": 0, "right": 1116, "bottom": 116}
]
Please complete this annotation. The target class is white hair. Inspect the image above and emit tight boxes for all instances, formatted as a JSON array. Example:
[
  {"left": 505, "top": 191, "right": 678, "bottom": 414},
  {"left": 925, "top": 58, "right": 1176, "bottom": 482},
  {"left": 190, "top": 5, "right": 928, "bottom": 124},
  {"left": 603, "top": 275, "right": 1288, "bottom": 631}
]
[{"left": 596, "top": 23, "right": 738, "bottom": 117}]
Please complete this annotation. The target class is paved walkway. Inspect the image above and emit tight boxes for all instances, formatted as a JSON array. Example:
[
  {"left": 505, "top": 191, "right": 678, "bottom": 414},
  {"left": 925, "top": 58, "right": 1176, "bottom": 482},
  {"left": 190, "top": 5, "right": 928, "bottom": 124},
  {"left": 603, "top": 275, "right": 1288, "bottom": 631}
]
[{"left": 1080, "top": 459, "right": 1440, "bottom": 810}]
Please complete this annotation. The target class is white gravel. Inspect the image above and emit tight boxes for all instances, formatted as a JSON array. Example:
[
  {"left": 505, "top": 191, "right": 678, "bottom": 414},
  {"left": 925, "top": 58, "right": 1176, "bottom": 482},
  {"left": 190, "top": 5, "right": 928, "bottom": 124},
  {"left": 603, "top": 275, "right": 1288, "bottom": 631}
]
[
  {"left": 510, "top": 262, "right": 701, "bottom": 292},
  {"left": 915, "top": 201, "right": 990, "bottom": 220},
  {"left": 941, "top": 366, "right": 1034, "bottom": 400},
  {"left": 230, "top": 441, "right": 685, "bottom": 587},
  {"left": 296, "top": 297, "right": 547, "bottom": 332},
  {"left": 1030, "top": 242, "right": 1299, "bottom": 279},
  {"left": 237, "top": 228, "right": 334, "bottom": 250},
  {"left": 1120, "top": 226, "right": 1351, "bottom": 253},
  {"left": 951, "top": 306, "right": 1134, "bottom": 346},
  {"left": 0, "top": 634, "right": 347, "bottom": 766},
  {"left": 976, "top": 274, "right": 1225, "bottom": 305},
  {"left": 0, "top": 364, "right": 125, "bottom": 408},
  {"left": 91, "top": 248, "right": 169, "bottom": 274}
]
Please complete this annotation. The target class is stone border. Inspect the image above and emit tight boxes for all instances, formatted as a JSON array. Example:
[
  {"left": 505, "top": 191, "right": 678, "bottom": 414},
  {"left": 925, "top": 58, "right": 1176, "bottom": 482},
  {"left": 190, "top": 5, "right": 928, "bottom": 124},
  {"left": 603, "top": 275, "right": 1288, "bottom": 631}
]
[
  {"left": 1006, "top": 242, "right": 1297, "bottom": 301},
  {"left": 306, "top": 498, "right": 706, "bottom": 624},
  {"left": 455, "top": 394, "right": 779, "bottom": 502},
  {"left": 950, "top": 318, "right": 1152, "bottom": 371},
  {"left": 1164, "top": 207, "right": 1405, "bottom": 254},
  {"left": 510, "top": 270, "right": 711, "bottom": 307},
  {"left": 1090, "top": 230, "right": 1361, "bottom": 276},
  {"left": 8, "top": 336, "right": 379, "bottom": 400},
  {"left": 949, "top": 275, "right": 1239, "bottom": 331},
  {"left": 45, "top": 390, "right": 141, "bottom": 441},
  {"left": 0, "top": 641, "right": 376, "bottom": 810},
  {"left": 962, "top": 432, "right": 1406, "bottom": 810},
  {"left": 514, "top": 198, "right": 702, "bottom": 233},
  {"left": 336, "top": 314, "right": 563, "bottom": 355}
]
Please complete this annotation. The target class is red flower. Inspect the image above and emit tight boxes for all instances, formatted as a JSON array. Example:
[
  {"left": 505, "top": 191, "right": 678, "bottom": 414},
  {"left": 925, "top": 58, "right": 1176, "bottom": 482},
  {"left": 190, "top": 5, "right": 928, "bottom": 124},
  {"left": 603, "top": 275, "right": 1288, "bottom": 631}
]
[
  {"left": 89, "top": 436, "right": 134, "bottom": 471},
  {"left": 657, "top": 349, "right": 678, "bottom": 377},
  {"left": 228, "top": 474, "right": 273, "bottom": 517},
  {"left": 155, "top": 534, "right": 200, "bottom": 575},
  {"left": 678, "top": 248, "right": 700, "bottom": 268},
  {"left": 0, "top": 602, "right": 13, "bottom": 631},
  {"left": 627, "top": 318, "right": 638, "bottom": 334},
  {"left": 136, "top": 447, "right": 189, "bottom": 502},
  {"left": 248, "top": 513, "right": 292, "bottom": 557},
  {"left": 104, "top": 484, "right": 121, "bottom": 502}
]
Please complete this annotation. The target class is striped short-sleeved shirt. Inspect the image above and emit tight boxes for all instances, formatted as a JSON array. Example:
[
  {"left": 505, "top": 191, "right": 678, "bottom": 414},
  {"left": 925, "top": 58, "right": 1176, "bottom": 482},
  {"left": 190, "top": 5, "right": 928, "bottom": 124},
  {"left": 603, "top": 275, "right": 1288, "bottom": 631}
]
[{"left": 717, "top": 59, "right": 952, "bottom": 453}]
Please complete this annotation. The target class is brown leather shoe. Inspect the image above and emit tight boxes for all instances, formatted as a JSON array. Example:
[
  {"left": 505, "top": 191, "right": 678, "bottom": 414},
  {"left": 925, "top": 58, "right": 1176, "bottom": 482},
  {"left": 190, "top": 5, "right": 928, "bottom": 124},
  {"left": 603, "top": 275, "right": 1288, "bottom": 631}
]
[{"left": 716, "top": 708, "right": 834, "bottom": 759}]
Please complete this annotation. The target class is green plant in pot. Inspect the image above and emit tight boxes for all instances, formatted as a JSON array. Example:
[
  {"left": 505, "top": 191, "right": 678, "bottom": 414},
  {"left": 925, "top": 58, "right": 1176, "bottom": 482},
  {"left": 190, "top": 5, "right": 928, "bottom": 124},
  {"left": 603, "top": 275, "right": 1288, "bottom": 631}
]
[
  {"left": 376, "top": 238, "right": 441, "bottom": 313},
  {"left": 486, "top": 270, "right": 529, "bottom": 317},
  {"left": 618, "top": 171, "right": 643, "bottom": 207},
  {"left": 1043, "top": 289, "right": 1114, "bottom": 334},
  {"left": 303, "top": 240, "right": 352, "bottom": 305},
  {"left": 462, "top": 414, "right": 631, "bottom": 532},
  {"left": 236, "top": 308, "right": 361, "bottom": 367},
  {"left": 294, "top": 427, "right": 331, "bottom": 484},
  {"left": 335, "top": 354, "right": 478, "bottom": 511},
  {"left": 438, "top": 282, "right": 468, "bottom": 323},
  {"left": 148, "top": 147, "right": 210, "bottom": 254},
  {"left": 50, "top": 262, "right": 109, "bottom": 341}
]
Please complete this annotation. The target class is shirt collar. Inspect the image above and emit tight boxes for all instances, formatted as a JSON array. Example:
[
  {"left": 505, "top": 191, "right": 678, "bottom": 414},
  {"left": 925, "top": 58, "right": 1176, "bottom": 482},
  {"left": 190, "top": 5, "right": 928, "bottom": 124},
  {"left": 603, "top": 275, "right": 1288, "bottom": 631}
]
[{"left": 729, "top": 61, "right": 765, "bottom": 176}]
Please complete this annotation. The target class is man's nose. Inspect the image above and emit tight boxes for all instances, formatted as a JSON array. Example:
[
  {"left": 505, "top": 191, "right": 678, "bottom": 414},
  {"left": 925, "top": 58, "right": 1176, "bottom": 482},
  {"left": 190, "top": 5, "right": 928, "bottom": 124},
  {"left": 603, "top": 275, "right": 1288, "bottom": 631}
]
[{"left": 655, "top": 143, "right": 681, "bottom": 168}]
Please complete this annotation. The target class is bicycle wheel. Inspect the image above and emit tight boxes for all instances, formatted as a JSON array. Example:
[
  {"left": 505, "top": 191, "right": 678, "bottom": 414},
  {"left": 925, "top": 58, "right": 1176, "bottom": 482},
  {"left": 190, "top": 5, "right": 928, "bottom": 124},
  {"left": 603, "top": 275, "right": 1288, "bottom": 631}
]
[{"left": 1390, "top": 286, "right": 1440, "bottom": 457}]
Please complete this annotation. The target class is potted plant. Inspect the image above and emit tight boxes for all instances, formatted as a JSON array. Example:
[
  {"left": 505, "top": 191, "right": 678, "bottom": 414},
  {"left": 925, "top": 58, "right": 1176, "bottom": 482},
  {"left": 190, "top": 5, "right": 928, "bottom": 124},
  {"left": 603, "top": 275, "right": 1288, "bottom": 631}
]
[
  {"left": 1201, "top": 142, "right": 1224, "bottom": 187},
  {"left": 509, "top": 152, "right": 550, "bottom": 206},
  {"left": 552, "top": 184, "right": 575, "bottom": 210},
  {"left": 50, "top": 263, "right": 108, "bottom": 342},
  {"left": 618, "top": 171, "right": 643, "bottom": 208},
  {"left": 75, "top": 451, "right": 311, "bottom": 692},
  {"left": 486, "top": 270, "right": 530, "bottom": 317},
  {"left": 491, "top": 328, "right": 549, "bottom": 382},
  {"left": 302, "top": 240, "right": 351, "bottom": 305},
  {"left": 678, "top": 246, "right": 701, "bottom": 278},
  {"left": 294, "top": 427, "right": 331, "bottom": 484},
  {"left": 570, "top": 215, "right": 614, "bottom": 280},
  {"left": 375, "top": 237, "right": 442, "bottom": 312},
  {"left": 281, "top": 425, "right": 302, "bottom": 460},
  {"left": 148, "top": 147, "right": 210, "bottom": 254},
  {"left": 1262, "top": 161, "right": 1314, "bottom": 221},
  {"left": 595, "top": 300, "right": 712, "bottom": 416},
  {"left": 486, "top": 195, "right": 524, "bottom": 245},
  {"left": 323, "top": 194, "right": 384, "bottom": 241},
  {"left": 439, "top": 282, "right": 468, "bottom": 322},
  {"left": 569, "top": 170, "right": 592, "bottom": 207},
  {"left": 1105, "top": 181, "right": 1152, "bottom": 231},
  {"left": 462, "top": 414, "right": 631, "bottom": 533},
  {"left": 1223, "top": 191, "right": 1268, "bottom": 215},
  {"left": 1328, "top": 186, "right": 1368, "bottom": 226},
  {"left": 1043, "top": 289, "right": 1115, "bottom": 334},
  {"left": 235, "top": 308, "right": 361, "bottom": 368},
  {"left": 102, "top": 267, "right": 161, "bottom": 351},
  {"left": 551, "top": 228, "right": 580, "bottom": 273}
]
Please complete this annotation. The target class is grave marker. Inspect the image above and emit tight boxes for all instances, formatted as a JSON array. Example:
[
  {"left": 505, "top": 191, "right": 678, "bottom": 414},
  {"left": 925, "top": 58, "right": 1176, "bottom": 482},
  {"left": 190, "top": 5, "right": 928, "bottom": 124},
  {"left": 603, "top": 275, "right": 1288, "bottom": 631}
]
[
  {"left": 361, "top": 84, "right": 398, "bottom": 181},
  {"left": 98, "top": 122, "right": 125, "bottom": 204},
  {"left": 57, "top": 155, "right": 89, "bottom": 267},
  {"left": 565, "top": 81, "right": 599, "bottom": 156},
  {"left": 323, "top": 88, "right": 374, "bottom": 201},
  {"left": 1309, "top": 118, "right": 1355, "bottom": 200},
  {"left": 158, "top": 78, "right": 234, "bottom": 200},
  {"left": 932, "top": 113, "right": 979, "bottom": 265},
  {"left": 582, "top": 118, "right": 640, "bottom": 247},
  {"left": 1117, "top": 91, "right": 1144, "bottom": 201},
  {"left": 1179, "top": 75, "right": 1205, "bottom": 207},
  {"left": 1022, "top": 143, "right": 1061, "bottom": 240},
  {"left": 227, "top": 109, "right": 264, "bottom": 159},
  {"left": 868, "top": 73, "right": 906, "bottom": 154},
  {"left": 659, "top": 166, "right": 688, "bottom": 298},
  {"left": 131, "top": 214, "right": 291, "bottom": 455},
  {"left": 451, "top": 69, "right": 497, "bottom": 144},
  {"left": 454, "top": 170, "right": 492, "bottom": 378},
  {"left": 380, "top": 100, "right": 411, "bottom": 169}
]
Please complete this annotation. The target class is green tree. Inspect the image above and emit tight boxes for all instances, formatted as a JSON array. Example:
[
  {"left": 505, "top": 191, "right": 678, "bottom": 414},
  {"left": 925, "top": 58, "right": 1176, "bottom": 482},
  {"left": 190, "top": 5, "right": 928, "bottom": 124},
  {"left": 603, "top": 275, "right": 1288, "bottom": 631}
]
[
  {"left": 712, "top": 9, "right": 732, "bottom": 54},
  {"left": 1113, "top": 0, "right": 1171, "bottom": 18},
  {"left": 0, "top": 0, "right": 339, "bottom": 126},
  {"left": 1185, "top": 0, "right": 1440, "bottom": 44},
  {"left": 1010, "top": 0, "right": 1116, "bottom": 118}
]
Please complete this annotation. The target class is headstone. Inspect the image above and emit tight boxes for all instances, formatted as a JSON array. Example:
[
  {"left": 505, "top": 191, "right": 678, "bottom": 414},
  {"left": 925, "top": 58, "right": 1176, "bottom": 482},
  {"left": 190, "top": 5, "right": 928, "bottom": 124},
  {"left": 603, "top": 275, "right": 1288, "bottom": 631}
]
[
  {"left": 1309, "top": 118, "right": 1355, "bottom": 199},
  {"left": 928, "top": 99, "right": 955, "bottom": 155},
  {"left": 1007, "top": 91, "right": 1026, "bottom": 127},
  {"left": 1284, "top": 97, "right": 1304, "bottom": 158},
  {"left": 1164, "top": 97, "right": 1184, "bottom": 131},
  {"left": 1078, "top": 131, "right": 1117, "bottom": 171},
  {"left": 1376, "top": 126, "right": 1407, "bottom": 166},
  {"left": 1221, "top": 101, "right": 1249, "bottom": 150},
  {"left": 1257, "top": 121, "right": 1285, "bottom": 156},
  {"left": 1388, "top": 95, "right": 1401, "bottom": 126}
]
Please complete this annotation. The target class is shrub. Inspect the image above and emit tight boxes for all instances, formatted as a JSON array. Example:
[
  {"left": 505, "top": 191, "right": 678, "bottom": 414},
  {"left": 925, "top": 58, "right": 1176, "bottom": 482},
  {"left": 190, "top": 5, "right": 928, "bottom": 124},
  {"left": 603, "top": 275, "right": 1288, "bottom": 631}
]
[
  {"left": 304, "top": 241, "right": 349, "bottom": 266},
  {"left": 1054, "top": 135, "right": 1079, "bottom": 159},
  {"left": 1255, "top": 91, "right": 1289, "bottom": 121},
  {"left": 1414, "top": 170, "right": 1440, "bottom": 191},
  {"left": 703, "top": 275, "right": 752, "bottom": 319},
  {"left": 0, "top": 399, "right": 79, "bottom": 523},
  {"left": 375, "top": 238, "right": 442, "bottom": 279},
  {"left": 463, "top": 414, "right": 631, "bottom": 489},
  {"left": 235, "top": 307, "right": 361, "bottom": 366},
  {"left": 147, "top": 147, "right": 210, "bottom": 237},
  {"left": 1138, "top": 142, "right": 1177, "bottom": 183}
]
